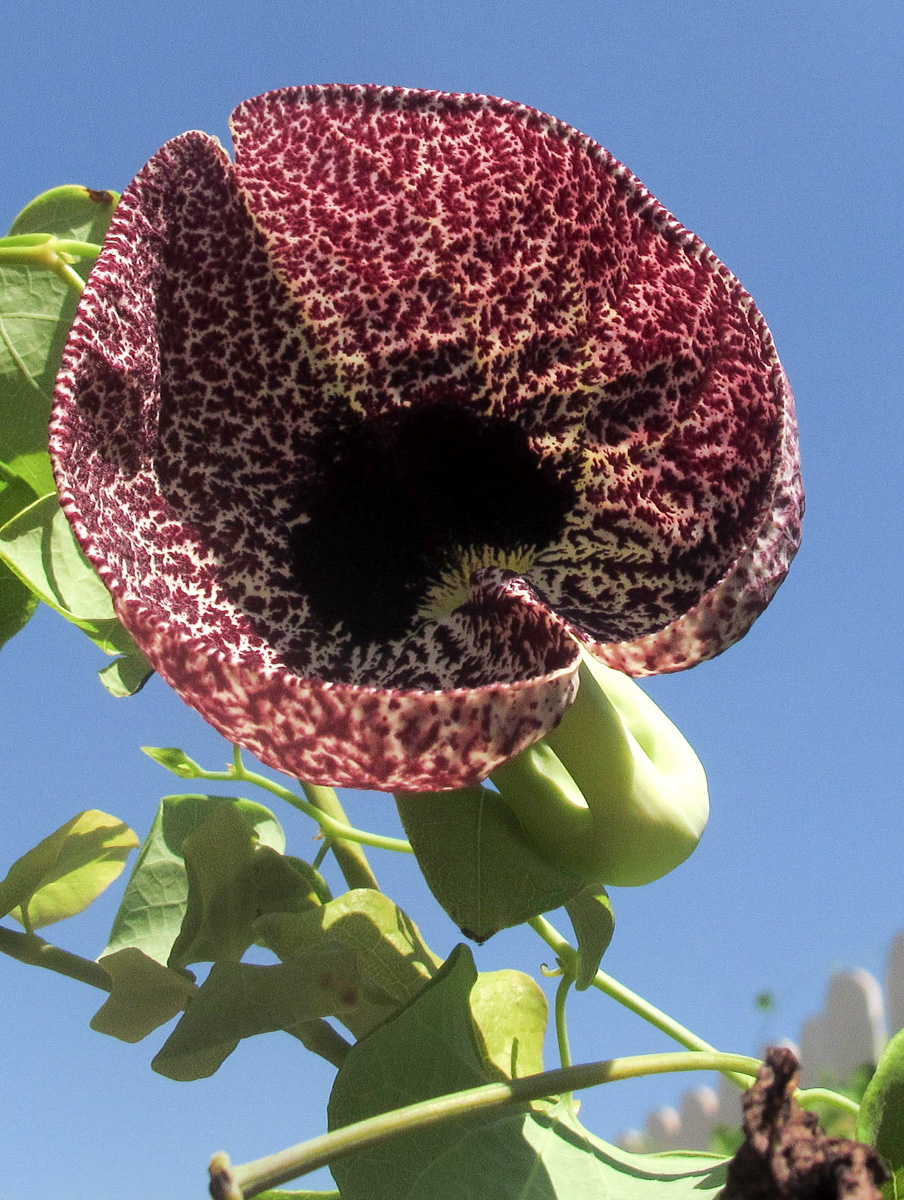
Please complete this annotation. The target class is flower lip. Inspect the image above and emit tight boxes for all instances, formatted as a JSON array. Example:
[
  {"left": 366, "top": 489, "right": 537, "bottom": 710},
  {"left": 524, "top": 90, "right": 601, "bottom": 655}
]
[{"left": 50, "top": 83, "right": 802, "bottom": 789}]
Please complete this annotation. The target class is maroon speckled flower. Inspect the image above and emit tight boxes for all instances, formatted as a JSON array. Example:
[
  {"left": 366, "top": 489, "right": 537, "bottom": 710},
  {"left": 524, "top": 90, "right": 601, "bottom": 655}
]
[{"left": 49, "top": 85, "right": 802, "bottom": 792}]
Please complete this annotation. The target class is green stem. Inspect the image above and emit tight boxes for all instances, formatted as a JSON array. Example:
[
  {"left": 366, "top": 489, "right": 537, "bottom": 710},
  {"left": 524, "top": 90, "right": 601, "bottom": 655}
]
[
  {"left": 554, "top": 972, "right": 574, "bottom": 1070},
  {"left": 194, "top": 759, "right": 413, "bottom": 859},
  {"left": 0, "top": 925, "right": 111, "bottom": 991},
  {"left": 529, "top": 915, "right": 750, "bottom": 1088},
  {"left": 554, "top": 971, "right": 575, "bottom": 1108},
  {"left": 0, "top": 235, "right": 102, "bottom": 296},
  {"left": 57, "top": 262, "right": 85, "bottom": 294},
  {"left": 797, "top": 1087, "right": 861, "bottom": 1116},
  {"left": 0, "top": 234, "right": 102, "bottom": 258},
  {"left": 213, "top": 1050, "right": 761, "bottom": 1197},
  {"left": 299, "top": 783, "right": 381, "bottom": 892}
]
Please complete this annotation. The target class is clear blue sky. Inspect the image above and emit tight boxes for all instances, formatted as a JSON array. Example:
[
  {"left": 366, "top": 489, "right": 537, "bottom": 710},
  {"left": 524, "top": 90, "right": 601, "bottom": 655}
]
[{"left": 2, "top": 2, "right": 902, "bottom": 1197}]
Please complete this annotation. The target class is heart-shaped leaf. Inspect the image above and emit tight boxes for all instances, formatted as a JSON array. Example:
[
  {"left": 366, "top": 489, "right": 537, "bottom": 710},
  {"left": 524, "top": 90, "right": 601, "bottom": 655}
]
[
  {"left": 395, "top": 787, "right": 584, "bottom": 941},
  {"left": 168, "top": 804, "right": 325, "bottom": 969},
  {"left": 328, "top": 944, "right": 729, "bottom": 1200}
]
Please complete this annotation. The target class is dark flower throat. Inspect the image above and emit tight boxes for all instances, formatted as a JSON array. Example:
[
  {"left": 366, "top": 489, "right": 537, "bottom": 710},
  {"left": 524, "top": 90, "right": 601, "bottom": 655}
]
[{"left": 289, "top": 404, "right": 577, "bottom": 643}]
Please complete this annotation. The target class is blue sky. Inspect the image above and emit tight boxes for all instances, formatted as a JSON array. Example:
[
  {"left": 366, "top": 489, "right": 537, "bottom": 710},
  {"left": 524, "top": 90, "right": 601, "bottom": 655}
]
[{"left": 1, "top": 1, "right": 902, "bottom": 1197}]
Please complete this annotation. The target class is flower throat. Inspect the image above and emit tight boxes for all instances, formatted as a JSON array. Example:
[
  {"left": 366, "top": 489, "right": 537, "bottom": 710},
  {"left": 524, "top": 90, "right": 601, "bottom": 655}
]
[{"left": 288, "top": 403, "right": 578, "bottom": 643}]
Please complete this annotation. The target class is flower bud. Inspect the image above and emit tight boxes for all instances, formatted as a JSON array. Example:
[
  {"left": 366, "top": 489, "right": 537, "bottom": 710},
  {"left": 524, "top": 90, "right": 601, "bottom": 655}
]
[{"left": 490, "top": 651, "right": 708, "bottom": 886}]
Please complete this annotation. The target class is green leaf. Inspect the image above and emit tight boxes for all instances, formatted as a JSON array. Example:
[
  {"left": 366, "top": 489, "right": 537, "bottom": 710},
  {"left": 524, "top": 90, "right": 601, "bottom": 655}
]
[
  {"left": 564, "top": 889, "right": 615, "bottom": 990},
  {"left": 98, "top": 648, "right": 153, "bottom": 696},
  {"left": 1, "top": 493, "right": 117, "bottom": 631},
  {"left": 255, "top": 889, "right": 441, "bottom": 1039},
  {"left": 9, "top": 185, "right": 119, "bottom": 250},
  {"left": 0, "top": 557, "right": 37, "bottom": 651},
  {"left": 395, "top": 787, "right": 585, "bottom": 941},
  {"left": 857, "top": 1025, "right": 904, "bottom": 1197},
  {"left": 469, "top": 969, "right": 548, "bottom": 1080},
  {"left": 152, "top": 949, "right": 361, "bottom": 1081},
  {"left": 169, "top": 803, "right": 322, "bottom": 969},
  {"left": 90, "top": 947, "right": 196, "bottom": 1042},
  {"left": 0, "top": 491, "right": 144, "bottom": 665},
  {"left": 329, "top": 945, "right": 728, "bottom": 1200},
  {"left": 104, "top": 794, "right": 287, "bottom": 966},
  {"left": 0, "top": 809, "right": 138, "bottom": 929},
  {"left": 0, "top": 466, "right": 38, "bottom": 649},
  {"left": 0, "top": 186, "right": 117, "bottom": 494}
]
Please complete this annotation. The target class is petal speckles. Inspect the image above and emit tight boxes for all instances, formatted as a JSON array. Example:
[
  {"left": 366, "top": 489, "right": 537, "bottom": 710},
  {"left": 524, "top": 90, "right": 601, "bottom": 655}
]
[{"left": 50, "top": 85, "right": 802, "bottom": 790}]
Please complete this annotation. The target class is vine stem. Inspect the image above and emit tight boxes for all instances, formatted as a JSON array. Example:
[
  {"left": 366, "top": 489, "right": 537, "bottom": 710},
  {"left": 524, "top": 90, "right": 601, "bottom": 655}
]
[
  {"left": 210, "top": 1050, "right": 760, "bottom": 1197},
  {"left": 298, "top": 782, "right": 380, "bottom": 892},
  {"left": 191, "top": 756, "right": 414, "bottom": 859},
  {"left": 796, "top": 1088, "right": 861, "bottom": 1116},
  {"left": 529, "top": 914, "right": 751, "bottom": 1088},
  {"left": 0, "top": 925, "right": 111, "bottom": 991}
]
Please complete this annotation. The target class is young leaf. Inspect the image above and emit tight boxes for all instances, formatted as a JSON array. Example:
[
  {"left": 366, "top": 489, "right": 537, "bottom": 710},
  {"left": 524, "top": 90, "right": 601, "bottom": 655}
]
[
  {"left": 328, "top": 945, "right": 728, "bottom": 1200},
  {"left": 857, "top": 1025, "right": 904, "bottom": 1197},
  {"left": 152, "top": 949, "right": 361, "bottom": 1081},
  {"left": 104, "top": 793, "right": 286, "bottom": 966},
  {"left": 255, "top": 888, "right": 440, "bottom": 1039},
  {"left": 141, "top": 745, "right": 205, "bottom": 778},
  {"left": 0, "top": 186, "right": 117, "bottom": 494},
  {"left": 0, "top": 809, "right": 138, "bottom": 929},
  {"left": 395, "top": 786, "right": 584, "bottom": 941},
  {"left": 90, "top": 947, "right": 196, "bottom": 1042},
  {"left": 564, "top": 889, "right": 616, "bottom": 990}
]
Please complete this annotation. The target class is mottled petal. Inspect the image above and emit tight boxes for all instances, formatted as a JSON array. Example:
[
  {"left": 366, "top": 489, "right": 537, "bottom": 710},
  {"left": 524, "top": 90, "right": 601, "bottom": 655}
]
[
  {"left": 593, "top": 368, "right": 802, "bottom": 675},
  {"left": 50, "top": 129, "right": 580, "bottom": 790},
  {"left": 51, "top": 85, "right": 802, "bottom": 791},
  {"left": 230, "top": 85, "right": 802, "bottom": 667}
]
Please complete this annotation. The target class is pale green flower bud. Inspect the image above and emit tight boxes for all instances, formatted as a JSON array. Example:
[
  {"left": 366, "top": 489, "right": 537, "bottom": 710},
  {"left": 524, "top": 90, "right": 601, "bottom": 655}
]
[{"left": 490, "top": 651, "right": 708, "bottom": 886}]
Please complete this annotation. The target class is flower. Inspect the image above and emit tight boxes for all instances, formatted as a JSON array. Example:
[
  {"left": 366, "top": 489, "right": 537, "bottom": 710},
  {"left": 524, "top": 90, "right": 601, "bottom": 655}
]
[{"left": 50, "top": 85, "right": 802, "bottom": 792}]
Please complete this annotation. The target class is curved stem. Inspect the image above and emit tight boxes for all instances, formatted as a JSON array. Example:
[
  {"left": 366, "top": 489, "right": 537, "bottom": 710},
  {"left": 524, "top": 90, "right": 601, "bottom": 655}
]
[
  {"left": 0, "top": 924, "right": 111, "bottom": 991},
  {"left": 554, "top": 972, "right": 574, "bottom": 1070},
  {"left": 797, "top": 1087, "right": 861, "bottom": 1116},
  {"left": 529, "top": 915, "right": 750, "bottom": 1088},
  {"left": 213, "top": 1050, "right": 761, "bottom": 1197},
  {"left": 193, "top": 759, "right": 413, "bottom": 859}
]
